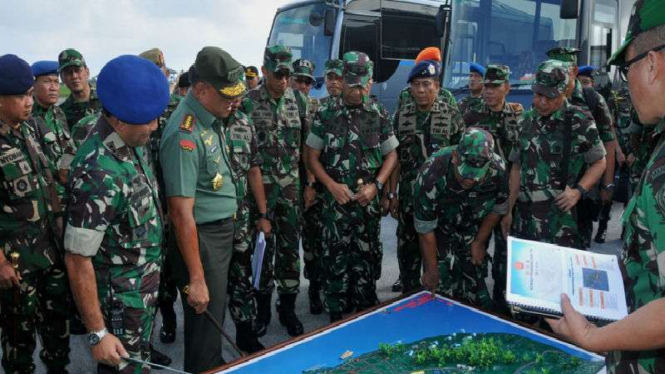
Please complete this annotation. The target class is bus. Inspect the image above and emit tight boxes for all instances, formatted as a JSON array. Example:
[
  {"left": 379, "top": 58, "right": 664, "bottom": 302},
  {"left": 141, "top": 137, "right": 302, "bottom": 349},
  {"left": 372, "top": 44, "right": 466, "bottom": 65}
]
[{"left": 266, "top": 0, "right": 628, "bottom": 111}]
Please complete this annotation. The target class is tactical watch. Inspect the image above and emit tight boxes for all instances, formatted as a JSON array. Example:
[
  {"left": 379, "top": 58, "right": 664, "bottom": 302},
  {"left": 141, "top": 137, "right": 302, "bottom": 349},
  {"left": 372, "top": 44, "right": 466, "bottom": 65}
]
[
  {"left": 375, "top": 180, "right": 384, "bottom": 191},
  {"left": 88, "top": 327, "right": 108, "bottom": 346},
  {"left": 602, "top": 183, "right": 615, "bottom": 191},
  {"left": 574, "top": 184, "right": 588, "bottom": 199},
  {"left": 305, "top": 181, "right": 316, "bottom": 188},
  {"left": 387, "top": 192, "right": 397, "bottom": 200},
  {"left": 258, "top": 212, "right": 271, "bottom": 221}
]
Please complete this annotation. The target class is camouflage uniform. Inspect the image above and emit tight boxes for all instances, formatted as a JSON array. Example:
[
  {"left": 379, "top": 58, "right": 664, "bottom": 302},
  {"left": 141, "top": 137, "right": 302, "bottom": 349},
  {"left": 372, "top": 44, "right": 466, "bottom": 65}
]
[
  {"left": 509, "top": 61, "right": 606, "bottom": 249},
  {"left": 58, "top": 87, "right": 101, "bottom": 131},
  {"left": 457, "top": 94, "right": 483, "bottom": 117},
  {"left": 239, "top": 81, "right": 308, "bottom": 297},
  {"left": 65, "top": 116, "right": 163, "bottom": 374},
  {"left": 0, "top": 118, "right": 70, "bottom": 374},
  {"left": 413, "top": 129, "right": 508, "bottom": 308},
  {"left": 393, "top": 81, "right": 464, "bottom": 293},
  {"left": 462, "top": 65, "right": 523, "bottom": 311},
  {"left": 306, "top": 52, "right": 399, "bottom": 314},
  {"left": 225, "top": 110, "right": 262, "bottom": 324}
]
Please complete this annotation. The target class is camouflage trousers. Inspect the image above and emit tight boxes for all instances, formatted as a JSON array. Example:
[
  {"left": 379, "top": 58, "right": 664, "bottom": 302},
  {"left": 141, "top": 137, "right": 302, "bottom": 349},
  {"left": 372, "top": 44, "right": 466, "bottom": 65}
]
[
  {"left": 606, "top": 347, "right": 665, "bottom": 374},
  {"left": 434, "top": 229, "right": 492, "bottom": 309},
  {"left": 158, "top": 226, "right": 177, "bottom": 316},
  {"left": 513, "top": 199, "right": 583, "bottom": 249},
  {"left": 0, "top": 264, "right": 71, "bottom": 374},
  {"left": 577, "top": 197, "right": 601, "bottom": 249},
  {"left": 491, "top": 227, "right": 508, "bottom": 313},
  {"left": 321, "top": 195, "right": 382, "bottom": 314},
  {"left": 228, "top": 199, "right": 257, "bottom": 324},
  {"left": 396, "top": 208, "right": 422, "bottom": 293},
  {"left": 302, "top": 198, "right": 323, "bottom": 283},
  {"left": 257, "top": 182, "right": 301, "bottom": 295},
  {"left": 98, "top": 306, "right": 156, "bottom": 374}
]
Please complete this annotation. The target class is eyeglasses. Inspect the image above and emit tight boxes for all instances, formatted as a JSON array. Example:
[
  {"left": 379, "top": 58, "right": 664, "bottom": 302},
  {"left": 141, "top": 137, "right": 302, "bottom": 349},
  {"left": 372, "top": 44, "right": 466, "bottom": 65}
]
[
  {"left": 619, "top": 44, "right": 665, "bottom": 82},
  {"left": 273, "top": 70, "right": 291, "bottom": 80},
  {"left": 294, "top": 77, "right": 313, "bottom": 86}
]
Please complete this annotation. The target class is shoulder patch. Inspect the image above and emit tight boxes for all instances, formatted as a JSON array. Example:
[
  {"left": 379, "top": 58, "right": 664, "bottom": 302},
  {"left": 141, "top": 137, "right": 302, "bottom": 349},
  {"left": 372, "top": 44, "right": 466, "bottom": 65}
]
[
  {"left": 180, "top": 114, "right": 195, "bottom": 133},
  {"left": 180, "top": 139, "right": 196, "bottom": 151}
]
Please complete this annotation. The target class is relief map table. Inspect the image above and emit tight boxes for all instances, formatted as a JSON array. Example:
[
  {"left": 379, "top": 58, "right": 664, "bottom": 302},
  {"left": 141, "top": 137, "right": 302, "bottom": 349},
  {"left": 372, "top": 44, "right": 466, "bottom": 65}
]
[{"left": 210, "top": 291, "right": 606, "bottom": 374}]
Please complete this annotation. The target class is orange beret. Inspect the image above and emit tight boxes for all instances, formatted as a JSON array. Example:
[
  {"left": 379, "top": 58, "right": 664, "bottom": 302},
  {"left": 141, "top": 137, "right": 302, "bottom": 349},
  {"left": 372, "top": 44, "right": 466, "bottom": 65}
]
[{"left": 416, "top": 47, "right": 442, "bottom": 64}]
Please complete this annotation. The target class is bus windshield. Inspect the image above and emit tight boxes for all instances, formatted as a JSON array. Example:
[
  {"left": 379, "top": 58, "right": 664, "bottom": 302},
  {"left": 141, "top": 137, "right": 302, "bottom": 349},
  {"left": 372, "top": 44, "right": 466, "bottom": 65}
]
[
  {"left": 268, "top": 2, "right": 334, "bottom": 83},
  {"left": 443, "top": 0, "right": 577, "bottom": 91}
]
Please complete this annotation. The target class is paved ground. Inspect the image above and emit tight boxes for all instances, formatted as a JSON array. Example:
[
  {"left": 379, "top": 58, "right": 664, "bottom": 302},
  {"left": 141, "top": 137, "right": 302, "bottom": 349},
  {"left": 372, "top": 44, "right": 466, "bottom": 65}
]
[{"left": 32, "top": 205, "right": 625, "bottom": 373}]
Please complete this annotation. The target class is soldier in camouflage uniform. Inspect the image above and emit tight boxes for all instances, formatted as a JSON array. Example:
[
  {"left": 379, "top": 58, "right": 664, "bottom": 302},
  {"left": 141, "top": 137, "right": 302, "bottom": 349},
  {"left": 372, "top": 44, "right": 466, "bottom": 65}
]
[
  {"left": 57, "top": 49, "right": 101, "bottom": 131},
  {"left": 225, "top": 102, "right": 271, "bottom": 353},
  {"left": 137, "top": 48, "right": 182, "bottom": 353},
  {"left": 414, "top": 128, "right": 507, "bottom": 308},
  {"left": 457, "top": 63, "right": 485, "bottom": 117},
  {"left": 387, "top": 59, "right": 464, "bottom": 294},
  {"left": 244, "top": 66, "right": 260, "bottom": 91},
  {"left": 306, "top": 51, "right": 399, "bottom": 322},
  {"left": 548, "top": 2, "right": 665, "bottom": 372},
  {"left": 64, "top": 55, "right": 169, "bottom": 374},
  {"left": 319, "top": 59, "right": 344, "bottom": 107},
  {"left": 503, "top": 60, "right": 606, "bottom": 249},
  {"left": 239, "top": 45, "right": 309, "bottom": 337},
  {"left": 290, "top": 58, "right": 326, "bottom": 314},
  {"left": 463, "top": 65, "right": 523, "bottom": 313},
  {"left": 577, "top": 65, "right": 596, "bottom": 89},
  {"left": 0, "top": 54, "right": 70, "bottom": 374},
  {"left": 547, "top": 47, "right": 617, "bottom": 249},
  {"left": 30, "top": 61, "right": 72, "bottom": 209}
]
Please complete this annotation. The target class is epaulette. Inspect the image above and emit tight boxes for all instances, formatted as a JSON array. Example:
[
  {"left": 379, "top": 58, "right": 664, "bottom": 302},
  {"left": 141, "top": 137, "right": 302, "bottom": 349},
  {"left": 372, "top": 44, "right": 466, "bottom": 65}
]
[{"left": 180, "top": 114, "right": 195, "bottom": 133}]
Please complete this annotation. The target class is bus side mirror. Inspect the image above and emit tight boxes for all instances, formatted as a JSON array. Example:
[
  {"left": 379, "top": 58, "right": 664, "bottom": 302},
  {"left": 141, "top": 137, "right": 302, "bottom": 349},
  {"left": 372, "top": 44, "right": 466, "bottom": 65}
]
[
  {"left": 560, "top": 0, "right": 579, "bottom": 19},
  {"left": 324, "top": 9, "right": 336, "bottom": 36}
]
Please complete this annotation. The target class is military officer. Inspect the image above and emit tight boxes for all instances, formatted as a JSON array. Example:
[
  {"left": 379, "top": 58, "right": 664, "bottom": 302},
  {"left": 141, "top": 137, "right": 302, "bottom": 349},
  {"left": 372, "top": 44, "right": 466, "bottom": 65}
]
[
  {"left": 502, "top": 60, "right": 606, "bottom": 249},
  {"left": 0, "top": 54, "right": 70, "bottom": 374},
  {"left": 225, "top": 90, "right": 272, "bottom": 353},
  {"left": 462, "top": 64, "right": 523, "bottom": 313},
  {"left": 160, "top": 47, "right": 242, "bottom": 373},
  {"left": 239, "top": 45, "right": 309, "bottom": 337},
  {"left": 319, "top": 59, "right": 344, "bottom": 107},
  {"left": 387, "top": 59, "right": 464, "bottom": 294},
  {"left": 175, "top": 71, "right": 191, "bottom": 97},
  {"left": 548, "top": 1, "right": 665, "bottom": 373},
  {"left": 458, "top": 62, "right": 485, "bottom": 116},
  {"left": 577, "top": 65, "right": 597, "bottom": 89},
  {"left": 414, "top": 128, "right": 507, "bottom": 309},
  {"left": 244, "top": 66, "right": 260, "bottom": 91},
  {"left": 306, "top": 51, "right": 398, "bottom": 322},
  {"left": 547, "top": 47, "right": 617, "bottom": 249},
  {"left": 57, "top": 49, "right": 101, "bottom": 131}
]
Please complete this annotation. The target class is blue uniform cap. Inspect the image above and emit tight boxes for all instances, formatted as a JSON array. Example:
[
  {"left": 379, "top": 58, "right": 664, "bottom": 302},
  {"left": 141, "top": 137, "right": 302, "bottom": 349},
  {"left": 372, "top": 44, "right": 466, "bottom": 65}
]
[
  {"left": 31, "top": 60, "right": 59, "bottom": 78},
  {"left": 97, "top": 55, "right": 170, "bottom": 125},
  {"left": 469, "top": 62, "right": 486, "bottom": 76},
  {"left": 577, "top": 65, "right": 597, "bottom": 78},
  {"left": 0, "top": 54, "right": 34, "bottom": 95},
  {"left": 407, "top": 60, "right": 441, "bottom": 83}
]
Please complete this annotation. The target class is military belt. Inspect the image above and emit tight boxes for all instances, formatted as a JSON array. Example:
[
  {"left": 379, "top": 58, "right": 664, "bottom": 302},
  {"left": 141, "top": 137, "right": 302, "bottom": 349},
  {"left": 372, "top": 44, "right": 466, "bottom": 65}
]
[{"left": 197, "top": 216, "right": 234, "bottom": 227}]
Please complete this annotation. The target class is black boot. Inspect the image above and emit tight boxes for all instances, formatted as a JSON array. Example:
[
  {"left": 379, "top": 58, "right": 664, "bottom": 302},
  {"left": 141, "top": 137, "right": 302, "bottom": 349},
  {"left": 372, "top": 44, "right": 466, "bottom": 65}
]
[
  {"left": 391, "top": 276, "right": 403, "bottom": 293},
  {"left": 308, "top": 281, "right": 323, "bottom": 315},
  {"left": 159, "top": 303, "right": 177, "bottom": 344},
  {"left": 277, "top": 294, "right": 304, "bottom": 337},
  {"left": 236, "top": 321, "right": 265, "bottom": 354},
  {"left": 594, "top": 219, "right": 608, "bottom": 244},
  {"left": 253, "top": 293, "right": 272, "bottom": 337},
  {"left": 150, "top": 345, "right": 172, "bottom": 369}
]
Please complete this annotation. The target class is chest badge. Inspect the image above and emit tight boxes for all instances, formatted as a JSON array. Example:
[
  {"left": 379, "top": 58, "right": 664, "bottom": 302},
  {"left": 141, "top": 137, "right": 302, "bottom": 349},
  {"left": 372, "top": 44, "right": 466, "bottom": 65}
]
[{"left": 212, "top": 173, "right": 224, "bottom": 191}]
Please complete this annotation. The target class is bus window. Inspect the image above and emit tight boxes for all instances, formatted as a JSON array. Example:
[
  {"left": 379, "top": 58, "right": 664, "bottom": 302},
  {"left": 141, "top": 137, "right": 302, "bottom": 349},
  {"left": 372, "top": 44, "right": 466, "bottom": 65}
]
[
  {"left": 342, "top": 14, "right": 380, "bottom": 77},
  {"left": 380, "top": 5, "right": 441, "bottom": 60},
  {"left": 590, "top": 0, "right": 617, "bottom": 70}
]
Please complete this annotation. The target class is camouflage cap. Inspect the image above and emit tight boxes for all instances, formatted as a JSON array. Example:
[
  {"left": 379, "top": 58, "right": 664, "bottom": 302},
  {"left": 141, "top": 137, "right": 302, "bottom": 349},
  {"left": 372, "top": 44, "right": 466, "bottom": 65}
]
[
  {"left": 293, "top": 59, "right": 316, "bottom": 80},
  {"left": 456, "top": 128, "right": 495, "bottom": 182},
  {"left": 483, "top": 64, "right": 510, "bottom": 84},
  {"left": 343, "top": 51, "right": 373, "bottom": 87},
  {"left": 58, "top": 48, "right": 86, "bottom": 72},
  {"left": 139, "top": 48, "right": 166, "bottom": 68},
  {"left": 532, "top": 60, "right": 569, "bottom": 99},
  {"left": 193, "top": 46, "right": 246, "bottom": 98},
  {"left": 325, "top": 59, "right": 344, "bottom": 77},
  {"left": 546, "top": 47, "right": 580, "bottom": 65},
  {"left": 608, "top": 0, "right": 665, "bottom": 65},
  {"left": 264, "top": 45, "right": 293, "bottom": 73}
]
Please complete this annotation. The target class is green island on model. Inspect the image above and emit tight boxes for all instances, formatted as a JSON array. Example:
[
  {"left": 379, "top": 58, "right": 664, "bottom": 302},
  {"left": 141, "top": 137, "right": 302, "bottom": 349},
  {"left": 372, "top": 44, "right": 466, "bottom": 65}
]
[{"left": 303, "top": 333, "right": 604, "bottom": 374}]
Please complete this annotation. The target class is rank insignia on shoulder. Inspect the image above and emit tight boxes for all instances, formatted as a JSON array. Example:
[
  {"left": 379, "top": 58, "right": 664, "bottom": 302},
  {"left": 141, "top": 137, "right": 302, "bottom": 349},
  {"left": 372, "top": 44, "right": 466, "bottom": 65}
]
[
  {"left": 180, "top": 139, "right": 196, "bottom": 151},
  {"left": 180, "top": 114, "right": 195, "bottom": 133}
]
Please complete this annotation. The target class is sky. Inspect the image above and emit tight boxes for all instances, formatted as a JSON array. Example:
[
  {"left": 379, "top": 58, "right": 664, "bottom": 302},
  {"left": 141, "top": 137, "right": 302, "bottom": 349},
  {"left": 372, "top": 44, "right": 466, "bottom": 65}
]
[{"left": 0, "top": 0, "right": 295, "bottom": 76}]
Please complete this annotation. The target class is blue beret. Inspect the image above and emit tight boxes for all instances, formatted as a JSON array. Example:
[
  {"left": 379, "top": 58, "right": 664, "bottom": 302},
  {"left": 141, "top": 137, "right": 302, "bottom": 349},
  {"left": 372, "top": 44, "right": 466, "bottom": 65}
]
[
  {"left": 31, "top": 60, "right": 59, "bottom": 77},
  {"left": 469, "top": 62, "right": 486, "bottom": 76},
  {"left": 578, "top": 65, "right": 597, "bottom": 77},
  {"left": 0, "top": 54, "right": 34, "bottom": 95},
  {"left": 97, "top": 55, "right": 170, "bottom": 125},
  {"left": 407, "top": 60, "right": 441, "bottom": 83}
]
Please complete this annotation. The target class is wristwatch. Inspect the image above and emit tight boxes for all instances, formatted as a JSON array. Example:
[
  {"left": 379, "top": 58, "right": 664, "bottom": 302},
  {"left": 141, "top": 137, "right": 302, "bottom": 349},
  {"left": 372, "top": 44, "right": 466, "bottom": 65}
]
[
  {"left": 88, "top": 327, "right": 108, "bottom": 346},
  {"left": 387, "top": 192, "right": 397, "bottom": 200},
  {"left": 602, "top": 183, "right": 615, "bottom": 191},
  {"left": 574, "top": 184, "right": 588, "bottom": 199},
  {"left": 305, "top": 181, "right": 316, "bottom": 188},
  {"left": 375, "top": 180, "right": 385, "bottom": 191},
  {"left": 258, "top": 212, "right": 271, "bottom": 221}
]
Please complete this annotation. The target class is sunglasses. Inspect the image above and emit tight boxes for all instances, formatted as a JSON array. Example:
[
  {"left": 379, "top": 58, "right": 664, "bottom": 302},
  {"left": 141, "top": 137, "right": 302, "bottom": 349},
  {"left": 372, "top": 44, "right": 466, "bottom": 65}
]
[
  {"left": 619, "top": 44, "right": 665, "bottom": 82},
  {"left": 294, "top": 77, "right": 313, "bottom": 86},
  {"left": 273, "top": 70, "right": 291, "bottom": 80}
]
